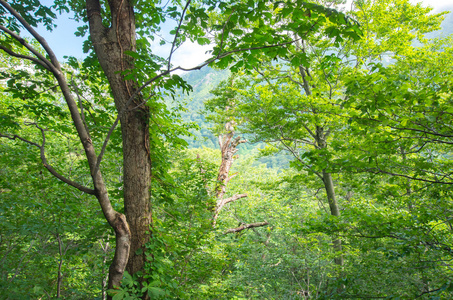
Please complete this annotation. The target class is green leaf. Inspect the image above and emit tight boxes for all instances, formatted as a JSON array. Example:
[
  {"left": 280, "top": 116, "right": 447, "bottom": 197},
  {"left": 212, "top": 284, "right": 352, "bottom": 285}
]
[{"left": 148, "top": 287, "right": 165, "bottom": 297}]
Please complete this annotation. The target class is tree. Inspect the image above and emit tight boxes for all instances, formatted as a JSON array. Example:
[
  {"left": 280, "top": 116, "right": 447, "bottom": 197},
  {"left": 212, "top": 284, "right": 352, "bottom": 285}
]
[
  {"left": 204, "top": 0, "right": 446, "bottom": 282},
  {"left": 0, "top": 0, "right": 360, "bottom": 296}
]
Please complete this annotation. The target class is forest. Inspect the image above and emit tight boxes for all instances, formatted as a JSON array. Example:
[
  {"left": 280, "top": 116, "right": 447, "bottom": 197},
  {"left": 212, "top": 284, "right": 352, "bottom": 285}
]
[{"left": 1, "top": 0, "right": 453, "bottom": 299}]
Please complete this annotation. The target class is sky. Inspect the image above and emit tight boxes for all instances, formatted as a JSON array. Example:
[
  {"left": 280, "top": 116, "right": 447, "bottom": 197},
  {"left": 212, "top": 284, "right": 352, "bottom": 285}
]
[{"left": 35, "top": 0, "right": 453, "bottom": 69}]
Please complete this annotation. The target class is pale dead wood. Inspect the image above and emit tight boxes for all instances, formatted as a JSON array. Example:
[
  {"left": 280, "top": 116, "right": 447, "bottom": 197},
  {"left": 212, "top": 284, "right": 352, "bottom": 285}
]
[{"left": 224, "top": 221, "right": 270, "bottom": 234}]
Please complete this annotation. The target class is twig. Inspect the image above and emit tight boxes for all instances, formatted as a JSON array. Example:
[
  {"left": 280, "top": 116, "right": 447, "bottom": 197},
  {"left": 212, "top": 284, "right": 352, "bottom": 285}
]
[{"left": 167, "top": 0, "right": 192, "bottom": 71}]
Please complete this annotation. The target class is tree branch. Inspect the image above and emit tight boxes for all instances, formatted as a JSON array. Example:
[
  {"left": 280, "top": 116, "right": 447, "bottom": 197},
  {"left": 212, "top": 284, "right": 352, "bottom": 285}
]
[
  {"left": 167, "top": 0, "right": 192, "bottom": 71},
  {"left": 220, "top": 193, "right": 248, "bottom": 207},
  {"left": 70, "top": 75, "right": 88, "bottom": 131},
  {"left": 0, "top": 44, "right": 50, "bottom": 70},
  {"left": 224, "top": 221, "right": 269, "bottom": 234},
  {"left": 0, "top": 124, "right": 95, "bottom": 194},
  {"left": 213, "top": 193, "right": 248, "bottom": 222},
  {"left": 370, "top": 167, "right": 453, "bottom": 185},
  {"left": 0, "top": 25, "right": 55, "bottom": 72},
  {"left": 0, "top": 0, "right": 60, "bottom": 70}
]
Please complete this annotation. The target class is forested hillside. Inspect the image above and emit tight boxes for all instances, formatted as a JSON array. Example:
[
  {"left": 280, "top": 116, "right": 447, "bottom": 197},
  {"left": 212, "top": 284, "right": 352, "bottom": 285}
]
[{"left": 1, "top": 0, "right": 453, "bottom": 299}]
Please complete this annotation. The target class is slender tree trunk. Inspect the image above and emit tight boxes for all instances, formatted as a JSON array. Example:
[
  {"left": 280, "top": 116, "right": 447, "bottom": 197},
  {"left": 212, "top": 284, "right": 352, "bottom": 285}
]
[
  {"left": 316, "top": 126, "right": 343, "bottom": 266},
  {"left": 297, "top": 39, "right": 343, "bottom": 267},
  {"left": 100, "top": 240, "right": 110, "bottom": 300},
  {"left": 322, "top": 170, "right": 343, "bottom": 266},
  {"left": 400, "top": 147, "right": 413, "bottom": 211},
  {"left": 56, "top": 234, "right": 63, "bottom": 298}
]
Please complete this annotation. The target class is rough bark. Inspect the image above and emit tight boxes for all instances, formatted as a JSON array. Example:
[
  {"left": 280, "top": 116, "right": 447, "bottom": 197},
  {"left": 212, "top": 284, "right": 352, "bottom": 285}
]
[
  {"left": 86, "top": 0, "right": 151, "bottom": 279},
  {"left": 215, "top": 131, "right": 244, "bottom": 199}
]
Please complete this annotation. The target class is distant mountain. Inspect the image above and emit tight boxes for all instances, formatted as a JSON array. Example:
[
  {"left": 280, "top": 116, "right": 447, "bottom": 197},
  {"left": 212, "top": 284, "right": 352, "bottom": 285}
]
[
  {"left": 172, "top": 67, "right": 291, "bottom": 169},
  {"left": 171, "top": 10, "right": 453, "bottom": 168},
  {"left": 171, "top": 66, "right": 230, "bottom": 149}
]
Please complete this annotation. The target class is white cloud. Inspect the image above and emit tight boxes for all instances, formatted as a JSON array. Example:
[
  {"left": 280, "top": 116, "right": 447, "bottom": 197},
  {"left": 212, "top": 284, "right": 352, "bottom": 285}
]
[
  {"left": 169, "top": 42, "right": 213, "bottom": 71},
  {"left": 150, "top": 39, "right": 212, "bottom": 69}
]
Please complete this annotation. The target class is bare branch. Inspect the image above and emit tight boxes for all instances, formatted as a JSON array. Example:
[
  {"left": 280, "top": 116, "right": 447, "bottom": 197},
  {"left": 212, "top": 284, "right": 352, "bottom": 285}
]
[
  {"left": 221, "top": 193, "right": 248, "bottom": 206},
  {"left": 167, "top": 0, "right": 192, "bottom": 71},
  {"left": 224, "top": 221, "right": 269, "bottom": 234},
  {"left": 213, "top": 193, "right": 248, "bottom": 222}
]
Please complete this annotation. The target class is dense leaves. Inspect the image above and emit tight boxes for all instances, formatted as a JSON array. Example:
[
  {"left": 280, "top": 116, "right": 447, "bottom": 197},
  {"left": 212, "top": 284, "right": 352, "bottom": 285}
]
[{"left": 1, "top": 0, "right": 453, "bottom": 299}]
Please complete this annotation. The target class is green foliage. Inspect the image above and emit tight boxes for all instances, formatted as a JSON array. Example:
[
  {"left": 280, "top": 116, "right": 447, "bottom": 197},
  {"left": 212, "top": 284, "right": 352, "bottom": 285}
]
[
  {"left": 2, "top": 0, "right": 453, "bottom": 299},
  {"left": 203, "top": 0, "right": 453, "bottom": 298}
]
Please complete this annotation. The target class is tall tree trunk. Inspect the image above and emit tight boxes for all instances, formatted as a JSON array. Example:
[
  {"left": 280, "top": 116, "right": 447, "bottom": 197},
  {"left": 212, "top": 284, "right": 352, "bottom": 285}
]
[
  {"left": 316, "top": 126, "right": 343, "bottom": 266},
  {"left": 322, "top": 170, "right": 343, "bottom": 266},
  {"left": 298, "top": 38, "right": 343, "bottom": 267},
  {"left": 56, "top": 233, "right": 63, "bottom": 298},
  {"left": 86, "top": 0, "right": 151, "bottom": 281}
]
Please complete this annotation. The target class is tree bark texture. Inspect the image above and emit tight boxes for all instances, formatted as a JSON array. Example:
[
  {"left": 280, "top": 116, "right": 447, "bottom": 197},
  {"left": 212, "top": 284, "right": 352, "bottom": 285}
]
[
  {"left": 213, "top": 126, "right": 247, "bottom": 222},
  {"left": 0, "top": 0, "right": 148, "bottom": 293},
  {"left": 86, "top": 0, "right": 151, "bottom": 284},
  {"left": 211, "top": 124, "right": 269, "bottom": 232}
]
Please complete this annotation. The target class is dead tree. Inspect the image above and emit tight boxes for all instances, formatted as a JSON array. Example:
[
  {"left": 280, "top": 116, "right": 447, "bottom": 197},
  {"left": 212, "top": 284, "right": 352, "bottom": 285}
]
[{"left": 204, "top": 121, "right": 269, "bottom": 233}]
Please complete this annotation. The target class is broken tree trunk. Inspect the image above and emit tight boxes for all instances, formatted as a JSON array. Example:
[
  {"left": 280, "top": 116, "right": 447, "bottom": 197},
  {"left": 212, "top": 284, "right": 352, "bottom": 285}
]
[
  {"left": 213, "top": 123, "right": 247, "bottom": 224},
  {"left": 208, "top": 122, "right": 269, "bottom": 233}
]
